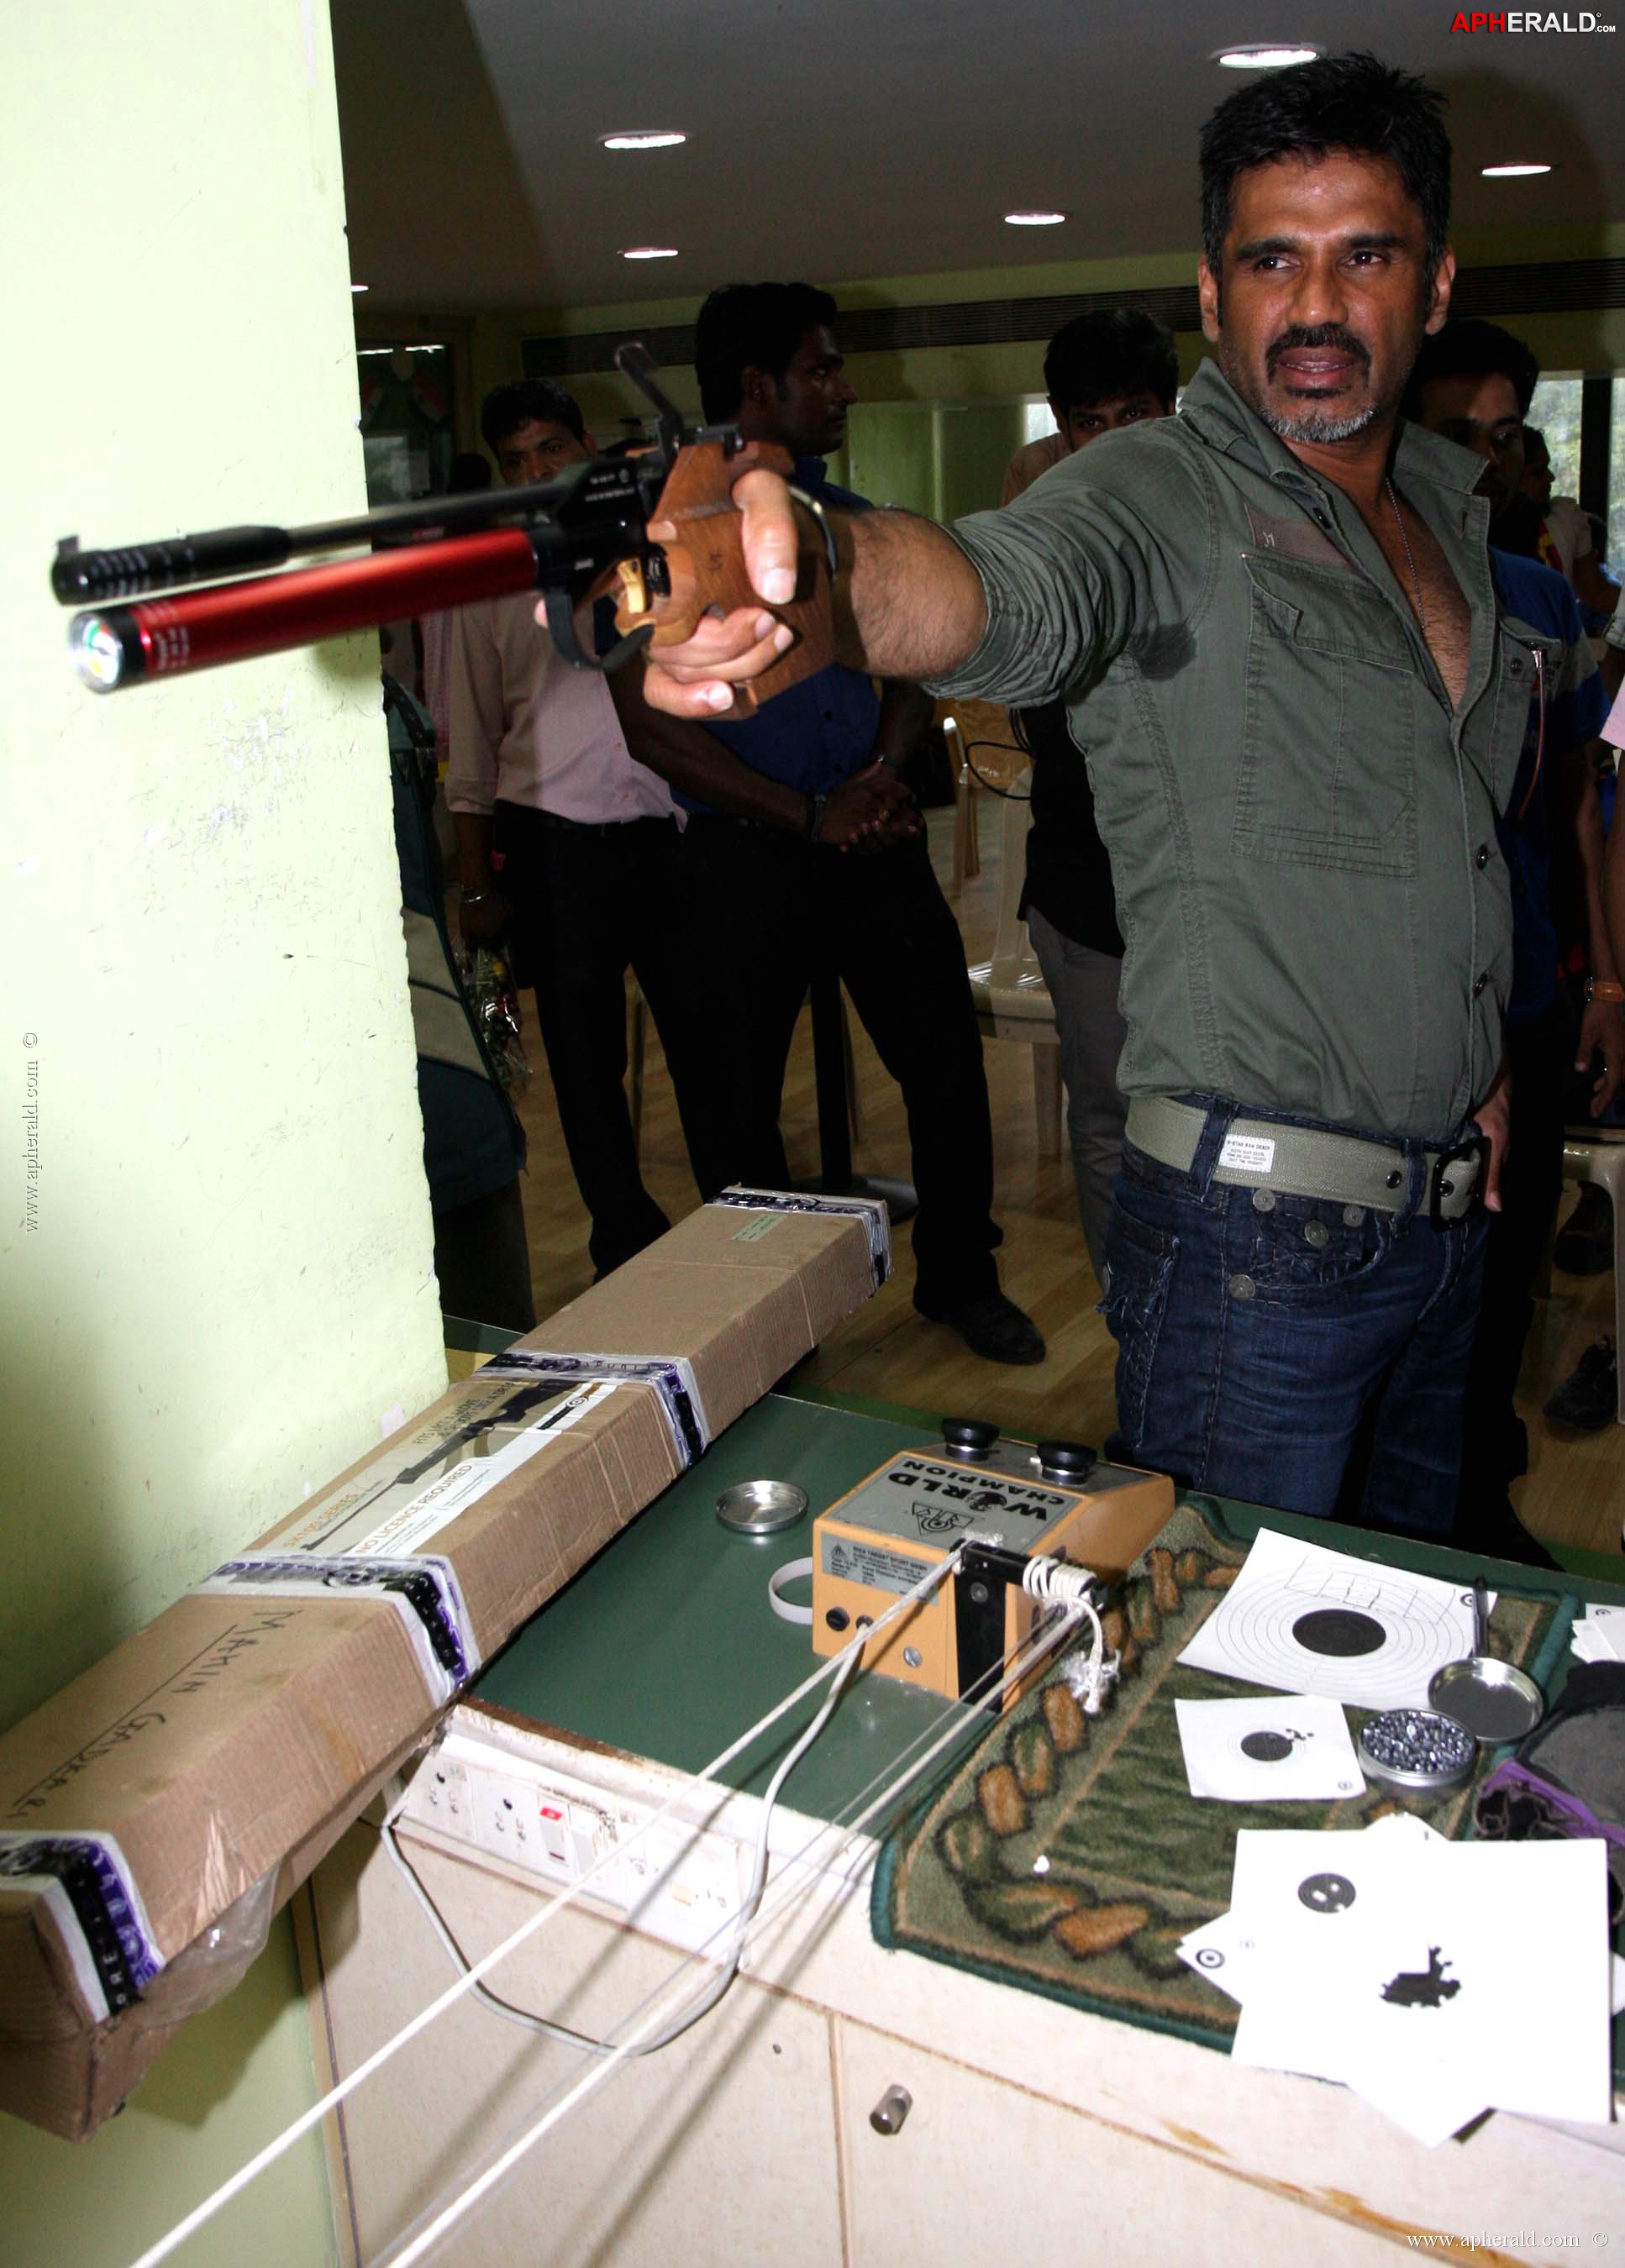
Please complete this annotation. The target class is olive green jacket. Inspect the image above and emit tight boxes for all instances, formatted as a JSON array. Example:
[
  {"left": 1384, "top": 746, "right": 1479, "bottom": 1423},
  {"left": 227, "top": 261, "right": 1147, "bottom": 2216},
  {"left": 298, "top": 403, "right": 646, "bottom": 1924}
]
[{"left": 932, "top": 359, "right": 1535, "bottom": 1142}]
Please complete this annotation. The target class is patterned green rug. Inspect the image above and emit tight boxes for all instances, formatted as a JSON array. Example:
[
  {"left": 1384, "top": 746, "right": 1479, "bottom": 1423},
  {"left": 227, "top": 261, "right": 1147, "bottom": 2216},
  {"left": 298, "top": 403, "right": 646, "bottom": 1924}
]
[{"left": 871, "top": 1504, "right": 1575, "bottom": 2052}]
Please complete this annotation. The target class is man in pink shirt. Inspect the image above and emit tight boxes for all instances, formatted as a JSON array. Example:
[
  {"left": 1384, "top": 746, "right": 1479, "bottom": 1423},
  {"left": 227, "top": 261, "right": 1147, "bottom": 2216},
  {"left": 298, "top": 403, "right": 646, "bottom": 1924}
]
[{"left": 446, "top": 381, "right": 729, "bottom": 1278}]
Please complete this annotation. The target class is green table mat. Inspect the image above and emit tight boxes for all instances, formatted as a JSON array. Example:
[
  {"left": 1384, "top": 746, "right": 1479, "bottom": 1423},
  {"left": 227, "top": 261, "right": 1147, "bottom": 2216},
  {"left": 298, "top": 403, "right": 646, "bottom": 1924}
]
[{"left": 872, "top": 1500, "right": 1586, "bottom": 2057}]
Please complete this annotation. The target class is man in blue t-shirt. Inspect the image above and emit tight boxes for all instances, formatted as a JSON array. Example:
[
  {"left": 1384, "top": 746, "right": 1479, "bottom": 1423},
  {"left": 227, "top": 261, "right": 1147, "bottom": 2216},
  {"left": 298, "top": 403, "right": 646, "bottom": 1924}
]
[
  {"left": 610, "top": 282, "right": 1044, "bottom": 1367},
  {"left": 1410, "top": 325, "right": 1618, "bottom": 1557}
]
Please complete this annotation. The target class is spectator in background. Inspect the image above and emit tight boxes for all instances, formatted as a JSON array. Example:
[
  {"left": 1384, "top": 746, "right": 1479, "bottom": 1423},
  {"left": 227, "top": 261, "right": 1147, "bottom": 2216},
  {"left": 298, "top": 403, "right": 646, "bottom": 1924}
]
[
  {"left": 447, "top": 380, "right": 731, "bottom": 1280},
  {"left": 999, "top": 309, "right": 1178, "bottom": 1285},
  {"left": 1519, "top": 424, "right": 1622, "bottom": 621},
  {"left": 615, "top": 281, "right": 1046, "bottom": 1366},
  {"left": 1409, "top": 328, "right": 1619, "bottom": 1554},
  {"left": 385, "top": 669, "right": 534, "bottom": 1331}
]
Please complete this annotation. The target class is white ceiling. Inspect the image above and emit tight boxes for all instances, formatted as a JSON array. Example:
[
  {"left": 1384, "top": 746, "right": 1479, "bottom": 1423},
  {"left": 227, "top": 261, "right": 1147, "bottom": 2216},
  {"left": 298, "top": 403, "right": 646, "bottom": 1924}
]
[{"left": 333, "top": 0, "right": 1624, "bottom": 315}]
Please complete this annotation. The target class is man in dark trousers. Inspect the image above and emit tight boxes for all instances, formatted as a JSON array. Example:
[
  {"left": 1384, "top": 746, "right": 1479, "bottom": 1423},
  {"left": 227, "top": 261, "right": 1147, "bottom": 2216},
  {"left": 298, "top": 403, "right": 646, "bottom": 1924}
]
[
  {"left": 1001, "top": 309, "right": 1179, "bottom": 1286},
  {"left": 613, "top": 282, "right": 1044, "bottom": 1366},
  {"left": 1408, "top": 323, "right": 1617, "bottom": 1556}
]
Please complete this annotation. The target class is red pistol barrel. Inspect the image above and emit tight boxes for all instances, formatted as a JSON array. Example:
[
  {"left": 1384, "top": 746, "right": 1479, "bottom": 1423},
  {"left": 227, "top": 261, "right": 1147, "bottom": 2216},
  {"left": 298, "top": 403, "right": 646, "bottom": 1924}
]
[{"left": 68, "top": 526, "right": 543, "bottom": 691}]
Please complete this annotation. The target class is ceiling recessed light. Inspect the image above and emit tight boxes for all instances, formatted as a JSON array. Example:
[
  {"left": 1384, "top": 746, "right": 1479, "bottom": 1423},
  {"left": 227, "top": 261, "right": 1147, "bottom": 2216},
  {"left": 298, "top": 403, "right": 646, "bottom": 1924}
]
[
  {"left": 1004, "top": 211, "right": 1065, "bottom": 227},
  {"left": 1212, "top": 44, "right": 1322, "bottom": 68},
  {"left": 621, "top": 245, "right": 680, "bottom": 260},
  {"left": 601, "top": 130, "right": 687, "bottom": 151},
  {"left": 350, "top": 283, "right": 369, "bottom": 293},
  {"left": 1481, "top": 162, "right": 1553, "bottom": 177}
]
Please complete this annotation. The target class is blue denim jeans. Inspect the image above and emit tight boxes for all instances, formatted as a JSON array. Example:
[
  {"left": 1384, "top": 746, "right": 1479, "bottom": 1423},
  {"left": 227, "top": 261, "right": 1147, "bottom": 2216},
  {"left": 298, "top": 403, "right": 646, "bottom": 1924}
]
[{"left": 1102, "top": 1100, "right": 1489, "bottom": 1537}]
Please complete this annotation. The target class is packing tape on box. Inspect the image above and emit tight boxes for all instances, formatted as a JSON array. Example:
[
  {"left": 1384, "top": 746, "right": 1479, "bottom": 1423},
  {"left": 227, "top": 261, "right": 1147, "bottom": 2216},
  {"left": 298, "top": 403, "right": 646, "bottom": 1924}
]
[
  {"left": 480, "top": 1352, "right": 709, "bottom": 1466},
  {"left": 0, "top": 1828, "right": 162, "bottom": 2023},
  {"left": 707, "top": 1188, "right": 891, "bottom": 1286},
  {"left": 194, "top": 1553, "right": 480, "bottom": 1704}
]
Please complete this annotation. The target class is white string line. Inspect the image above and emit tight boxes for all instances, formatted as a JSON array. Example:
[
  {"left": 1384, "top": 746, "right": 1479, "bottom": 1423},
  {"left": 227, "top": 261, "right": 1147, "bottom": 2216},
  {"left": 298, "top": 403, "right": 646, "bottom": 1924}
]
[
  {"left": 124, "top": 1550, "right": 960, "bottom": 2268},
  {"left": 386, "top": 1576, "right": 1044, "bottom": 2055},
  {"left": 380, "top": 1608, "right": 1080, "bottom": 2268}
]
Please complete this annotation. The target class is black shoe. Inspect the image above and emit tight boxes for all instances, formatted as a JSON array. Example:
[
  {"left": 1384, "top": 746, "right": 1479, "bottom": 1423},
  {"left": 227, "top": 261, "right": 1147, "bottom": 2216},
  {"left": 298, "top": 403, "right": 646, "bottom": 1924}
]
[
  {"left": 1554, "top": 1186, "right": 1613, "bottom": 1276},
  {"left": 914, "top": 1289, "right": 1046, "bottom": 1366},
  {"left": 1543, "top": 1336, "right": 1617, "bottom": 1431},
  {"left": 1453, "top": 1499, "right": 1563, "bottom": 1572}
]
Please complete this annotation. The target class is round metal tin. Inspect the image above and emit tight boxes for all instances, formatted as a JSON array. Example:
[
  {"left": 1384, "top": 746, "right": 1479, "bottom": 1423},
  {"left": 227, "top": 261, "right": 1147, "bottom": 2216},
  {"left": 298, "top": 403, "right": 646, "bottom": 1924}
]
[
  {"left": 715, "top": 1479, "right": 809, "bottom": 1537},
  {"left": 1427, "top": 1656, "right": 1544, "bottom": 1745},
  {"left": 1357, "top": 1707, "right": 1477, "bottom": 1793}
]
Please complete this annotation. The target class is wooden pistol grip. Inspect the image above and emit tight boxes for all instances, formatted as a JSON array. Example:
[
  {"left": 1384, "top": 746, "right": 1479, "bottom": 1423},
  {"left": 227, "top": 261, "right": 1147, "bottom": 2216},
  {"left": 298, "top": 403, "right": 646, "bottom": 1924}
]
[{"left": 613, "top": 439, "right": 835, "bottom": 710}]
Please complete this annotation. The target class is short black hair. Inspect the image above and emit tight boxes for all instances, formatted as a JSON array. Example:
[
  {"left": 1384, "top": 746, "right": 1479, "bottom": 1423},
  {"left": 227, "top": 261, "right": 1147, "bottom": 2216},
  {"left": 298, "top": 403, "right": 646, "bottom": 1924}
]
[
  {"left": 446, "top": 449, "right": 493, "bottom": 494},
  {"left": 1405, "top": 319, "right": 1540, "bottom": 418},
  {"left": 695, "top": 282, "right": 839, "bottom": 424},
  {"left": 1200, "top": 50, "right": 1451, "bottom": 276},
  {"left": 479, "top": 379, "right": 585, "bottom": 454},
  {"left": 1044, "top": 309, "right": 1178, "bottom": 413}
]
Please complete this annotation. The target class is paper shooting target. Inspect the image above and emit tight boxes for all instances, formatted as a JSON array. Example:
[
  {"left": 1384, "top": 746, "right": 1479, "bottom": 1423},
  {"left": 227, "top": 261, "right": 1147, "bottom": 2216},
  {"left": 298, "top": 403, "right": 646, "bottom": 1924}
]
[{"left": 1179, "top": 1531, "right": 1484, "bottom": 1713}]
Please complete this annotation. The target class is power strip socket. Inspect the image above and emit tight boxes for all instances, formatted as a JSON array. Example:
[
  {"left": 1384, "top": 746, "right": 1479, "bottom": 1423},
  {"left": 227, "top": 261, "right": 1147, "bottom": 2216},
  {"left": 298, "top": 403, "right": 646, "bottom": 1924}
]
[{"left": 398, "top": 1729, "right": 749, "bottom": 1956}]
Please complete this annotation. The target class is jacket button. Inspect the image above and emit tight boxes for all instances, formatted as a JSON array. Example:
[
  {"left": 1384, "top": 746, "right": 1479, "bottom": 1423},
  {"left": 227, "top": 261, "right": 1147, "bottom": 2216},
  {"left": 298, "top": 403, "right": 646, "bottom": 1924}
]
[
  {"left": 1476, "top": 844, "right": 1490, "bottom": 869},
  {"left": 1228, "top": 1273, "right": 1257, "bottom": 1299},
  {"left": 1472, "top": 974, "right": 1488, "bottom": 997},
  {"left": 1304, "top": 1219, "right": 1330, "bottom": 1248},
  {"left": 1251, "top": 1187, "right": 1275, "bottom": 1212},
  {"left": 1386, "top": 1169, "right": 1403, "bottom": 1189}
]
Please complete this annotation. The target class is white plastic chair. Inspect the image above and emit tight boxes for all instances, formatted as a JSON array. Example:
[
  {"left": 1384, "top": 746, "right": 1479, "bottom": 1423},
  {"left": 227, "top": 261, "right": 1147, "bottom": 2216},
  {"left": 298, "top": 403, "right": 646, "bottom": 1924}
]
[
  {"left": 1559, "top": 1127, "right": 1625, "bottom": 1422},
  {"left": 944, "top": 716, "right": 981, "bottom": 897},
  {"left": 965, "top": 766, "right": 1062, "bottom": 1155}
]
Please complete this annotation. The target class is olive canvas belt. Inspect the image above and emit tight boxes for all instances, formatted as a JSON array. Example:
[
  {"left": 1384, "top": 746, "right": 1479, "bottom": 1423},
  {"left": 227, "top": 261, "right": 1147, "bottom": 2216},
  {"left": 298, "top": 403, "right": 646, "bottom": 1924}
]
[{"left": 1124, "top": 1095, "right": 1485, "bottom": 1225}]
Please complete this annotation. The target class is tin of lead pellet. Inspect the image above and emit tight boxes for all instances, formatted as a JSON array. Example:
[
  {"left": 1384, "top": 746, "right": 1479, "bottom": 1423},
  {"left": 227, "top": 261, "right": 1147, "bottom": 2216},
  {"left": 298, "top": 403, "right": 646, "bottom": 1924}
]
[
  {"left": 716, "top": 1479, "right": 809, "bottom": 1536},
  {"left": 1357, "top": 1707, "right": 1477, "bottom": 1793}
]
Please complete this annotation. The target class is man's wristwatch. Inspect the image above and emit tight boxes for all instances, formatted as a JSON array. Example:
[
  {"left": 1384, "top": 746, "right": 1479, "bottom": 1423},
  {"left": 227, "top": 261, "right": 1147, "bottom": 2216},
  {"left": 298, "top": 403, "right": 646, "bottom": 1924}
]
[
  {"left": 1585, "top": 977, "right": 1625, "bottom": 1005},
  {"left": 804, "top": 791, "right": 828, "bottom": 843}
]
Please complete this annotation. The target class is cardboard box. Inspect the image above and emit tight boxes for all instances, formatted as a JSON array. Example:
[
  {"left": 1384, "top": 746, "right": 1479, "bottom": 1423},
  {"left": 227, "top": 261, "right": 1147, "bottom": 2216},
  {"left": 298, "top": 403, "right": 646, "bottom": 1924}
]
[{"left": 0, "top": 1195, "right": 883, "bottom": 2138}]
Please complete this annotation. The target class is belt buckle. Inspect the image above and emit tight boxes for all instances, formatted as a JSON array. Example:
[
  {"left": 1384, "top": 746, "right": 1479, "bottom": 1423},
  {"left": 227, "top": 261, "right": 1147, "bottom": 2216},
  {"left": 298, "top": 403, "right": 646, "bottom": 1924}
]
[{"left": 1428, "top": 1131, "right": 1486, "bottom": 1227}]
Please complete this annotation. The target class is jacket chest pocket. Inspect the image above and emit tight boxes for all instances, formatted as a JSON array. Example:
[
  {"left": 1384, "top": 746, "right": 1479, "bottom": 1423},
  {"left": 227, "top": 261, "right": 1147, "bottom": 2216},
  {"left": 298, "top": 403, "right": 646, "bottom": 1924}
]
[{"left": 1234, "top": 551, "right": 1419, "bottom": 879}]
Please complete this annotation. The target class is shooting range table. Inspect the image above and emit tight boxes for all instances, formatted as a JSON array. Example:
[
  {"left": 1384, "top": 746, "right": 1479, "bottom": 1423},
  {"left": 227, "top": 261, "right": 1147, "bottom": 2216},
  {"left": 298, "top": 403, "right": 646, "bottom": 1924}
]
[{"left": 301, "top": 1389, "right": 1625, "bottom": 2268}]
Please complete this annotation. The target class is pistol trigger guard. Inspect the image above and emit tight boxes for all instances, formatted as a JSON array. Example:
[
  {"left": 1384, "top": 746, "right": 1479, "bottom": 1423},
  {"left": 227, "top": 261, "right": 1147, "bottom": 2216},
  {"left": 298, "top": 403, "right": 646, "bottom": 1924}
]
[
  {"left": 787, "top": 485, "right": 839, "bottom": 581},
  {"left": 542, "top": 584, "right": 653, "bottom": 675}
]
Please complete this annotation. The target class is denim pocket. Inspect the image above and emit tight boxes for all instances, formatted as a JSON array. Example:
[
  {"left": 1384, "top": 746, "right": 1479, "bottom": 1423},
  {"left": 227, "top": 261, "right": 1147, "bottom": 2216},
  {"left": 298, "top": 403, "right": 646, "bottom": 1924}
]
[
  {"left": 1102, "top": 1205, "right": 1180, "bottom": 1442},
  {"left": 1244, "top": 1190, "right": 1386, "bottom": 1299}
]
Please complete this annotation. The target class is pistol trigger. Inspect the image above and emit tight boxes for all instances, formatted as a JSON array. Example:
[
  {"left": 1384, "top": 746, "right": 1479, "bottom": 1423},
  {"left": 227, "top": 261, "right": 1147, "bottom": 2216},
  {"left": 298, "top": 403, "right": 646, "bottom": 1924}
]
[{"left": 614, "top": 558, "right": 648, "bottom": 618}]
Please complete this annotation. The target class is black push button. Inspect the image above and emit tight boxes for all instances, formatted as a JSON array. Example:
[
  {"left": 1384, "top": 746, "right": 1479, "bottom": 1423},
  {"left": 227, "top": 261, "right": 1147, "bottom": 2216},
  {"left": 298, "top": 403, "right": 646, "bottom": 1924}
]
[
  {"left": 941, "top": 1417, "right": 1000, "bottom": 1457},
  {"left": 1035, "top": 1438, "right": 1097, "bottom": 1483}
]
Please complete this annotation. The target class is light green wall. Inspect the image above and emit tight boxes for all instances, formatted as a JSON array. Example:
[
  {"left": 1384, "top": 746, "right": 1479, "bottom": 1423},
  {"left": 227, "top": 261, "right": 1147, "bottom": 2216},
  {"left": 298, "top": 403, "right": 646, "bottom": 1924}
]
[{"left": 3, "top": 0, "right": 447, "bottom": 2255}]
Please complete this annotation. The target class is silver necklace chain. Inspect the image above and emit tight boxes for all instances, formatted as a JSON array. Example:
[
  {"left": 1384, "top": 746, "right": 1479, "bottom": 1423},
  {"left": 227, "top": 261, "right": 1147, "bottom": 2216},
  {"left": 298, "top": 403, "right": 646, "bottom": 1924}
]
[{"left": 1385, "top": 477, "right": 1428, "bottom": 634}]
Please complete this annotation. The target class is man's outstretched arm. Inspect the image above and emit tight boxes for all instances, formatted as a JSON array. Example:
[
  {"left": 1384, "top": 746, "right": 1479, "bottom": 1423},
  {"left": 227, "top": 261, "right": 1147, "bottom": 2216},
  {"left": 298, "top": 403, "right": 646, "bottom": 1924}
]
[{"left": 641, "top": 470, "right": 988, "bottom": 717}]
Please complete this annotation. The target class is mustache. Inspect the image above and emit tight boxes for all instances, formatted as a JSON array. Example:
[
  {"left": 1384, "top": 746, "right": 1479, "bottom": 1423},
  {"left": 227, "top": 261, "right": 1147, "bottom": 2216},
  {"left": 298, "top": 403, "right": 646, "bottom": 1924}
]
[{"left": 1266, "top": 325, "right": 1370, "bottom": 372}]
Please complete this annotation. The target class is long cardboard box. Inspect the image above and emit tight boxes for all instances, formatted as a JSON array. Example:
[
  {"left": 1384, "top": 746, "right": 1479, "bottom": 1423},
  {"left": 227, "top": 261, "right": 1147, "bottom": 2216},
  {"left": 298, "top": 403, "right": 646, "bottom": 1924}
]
[{"left": 0, "top": 1195, "right": 884, "bottom": 2138}]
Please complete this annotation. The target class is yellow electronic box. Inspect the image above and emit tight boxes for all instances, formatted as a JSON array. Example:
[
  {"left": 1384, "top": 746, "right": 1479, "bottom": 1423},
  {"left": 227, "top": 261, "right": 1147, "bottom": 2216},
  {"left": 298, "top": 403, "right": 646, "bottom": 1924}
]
[{"left": 811, "top": 1420, "right": 1174, "bottom": 1713}]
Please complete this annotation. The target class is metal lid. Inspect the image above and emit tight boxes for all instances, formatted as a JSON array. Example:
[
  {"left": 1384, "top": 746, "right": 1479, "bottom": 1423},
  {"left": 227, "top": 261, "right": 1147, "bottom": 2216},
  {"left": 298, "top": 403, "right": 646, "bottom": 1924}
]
[
  {"left": 1427, "top": 1657, "right": 1544, "bottom": 1745},
  {"left": 715, "top": 1479, "right": 809, "bottom": 1536}
]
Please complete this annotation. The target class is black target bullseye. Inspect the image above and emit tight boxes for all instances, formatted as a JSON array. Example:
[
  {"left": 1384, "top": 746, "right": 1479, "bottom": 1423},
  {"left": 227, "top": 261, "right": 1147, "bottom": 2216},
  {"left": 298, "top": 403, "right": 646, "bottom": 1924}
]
[
  {"left": 1291, "top": 1607, "right": 1386, "bottom": 1658},
  {"left": 1240, "top": 1730, "right": 1295, "bottom": 1762}
]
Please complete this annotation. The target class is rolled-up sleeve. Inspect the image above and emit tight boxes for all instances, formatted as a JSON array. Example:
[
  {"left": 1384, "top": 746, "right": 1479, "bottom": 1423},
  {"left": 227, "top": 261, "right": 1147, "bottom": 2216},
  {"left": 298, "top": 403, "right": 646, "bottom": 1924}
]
[
  {"left": 444, "top": 606, "right": 506, "bottom": 816},
  {"left": 923, "top": 443, "right": 1193, "bottom": 708}
]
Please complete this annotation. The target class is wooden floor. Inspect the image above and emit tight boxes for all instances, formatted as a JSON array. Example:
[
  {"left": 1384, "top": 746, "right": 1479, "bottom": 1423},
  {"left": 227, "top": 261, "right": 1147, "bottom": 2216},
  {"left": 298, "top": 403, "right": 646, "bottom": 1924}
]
[{"left": 511, "top": 750, "right": 1625, "bottom": 1563}]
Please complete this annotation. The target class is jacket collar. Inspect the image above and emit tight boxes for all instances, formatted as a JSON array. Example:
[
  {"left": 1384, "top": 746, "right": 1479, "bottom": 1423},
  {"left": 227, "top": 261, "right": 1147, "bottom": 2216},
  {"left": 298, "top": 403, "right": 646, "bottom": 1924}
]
[{"left": 1176, "top": 354, "right": 1485, "bottom": 501}]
